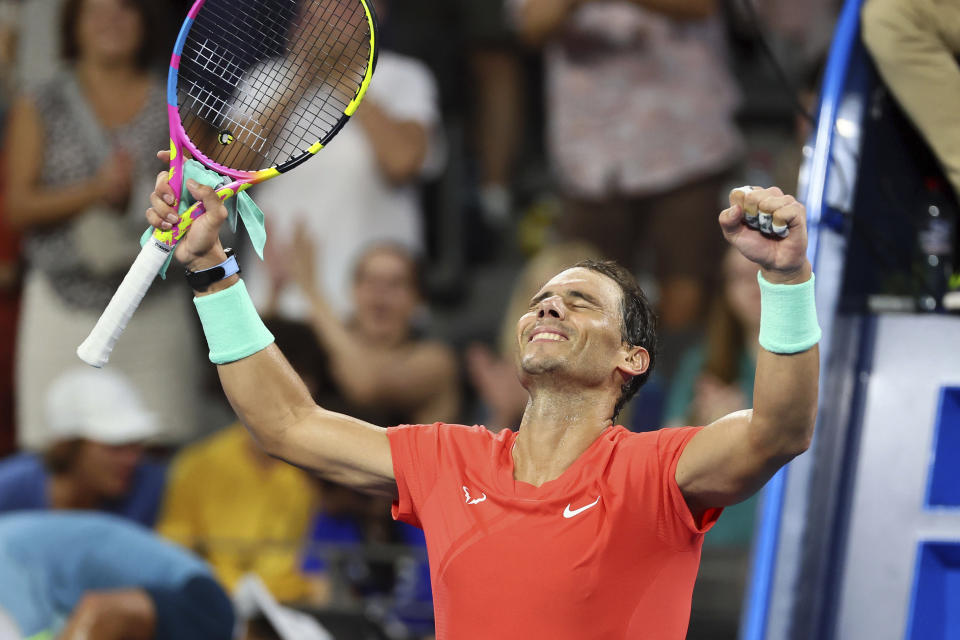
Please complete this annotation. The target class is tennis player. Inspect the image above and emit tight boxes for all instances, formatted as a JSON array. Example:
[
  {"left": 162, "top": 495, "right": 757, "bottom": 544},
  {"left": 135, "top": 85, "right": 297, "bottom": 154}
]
[{"left": 147, "top": 172, "right": 819, "bottom": 639}]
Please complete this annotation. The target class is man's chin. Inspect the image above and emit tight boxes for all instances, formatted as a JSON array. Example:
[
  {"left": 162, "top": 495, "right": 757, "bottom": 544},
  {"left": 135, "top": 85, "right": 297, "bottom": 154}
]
[{"left": 520, "top": 355, "right": 563, "bottom": 376}]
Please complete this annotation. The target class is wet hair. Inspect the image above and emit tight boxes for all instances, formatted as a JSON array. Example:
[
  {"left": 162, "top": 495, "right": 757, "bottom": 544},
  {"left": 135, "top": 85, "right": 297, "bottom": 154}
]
[
  {"left": 571, "top": 259, "right": 658, "bottom": 420},
  {"left": 60, "top": 0, "right": 159, "bottom": 70}
]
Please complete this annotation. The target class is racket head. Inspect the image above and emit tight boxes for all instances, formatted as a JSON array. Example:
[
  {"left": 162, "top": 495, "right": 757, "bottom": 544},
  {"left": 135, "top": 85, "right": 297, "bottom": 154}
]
[{"left": 166, "top": 0, "right": 378, "bottom": 195}]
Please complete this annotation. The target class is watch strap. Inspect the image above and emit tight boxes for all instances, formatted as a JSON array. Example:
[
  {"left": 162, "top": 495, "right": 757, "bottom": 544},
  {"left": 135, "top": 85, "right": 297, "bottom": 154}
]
[{"left": 185, "top": 248, "right": 240, "bottom": 291}]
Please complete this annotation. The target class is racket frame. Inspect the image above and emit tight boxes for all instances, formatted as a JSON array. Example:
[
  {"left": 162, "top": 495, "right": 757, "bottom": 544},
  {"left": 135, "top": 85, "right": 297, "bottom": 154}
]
[
  {"left": 158, "top": 0, "right": 379, "bottom": 247},
  {"left": 77, "top": 0, "right": 378, "bottom": 367}
]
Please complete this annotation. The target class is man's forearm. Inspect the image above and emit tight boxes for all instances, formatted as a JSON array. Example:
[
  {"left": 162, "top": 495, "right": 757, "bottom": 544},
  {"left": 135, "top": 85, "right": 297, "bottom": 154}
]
[
  {"left": 216, "top": 344, "right": 317, "bottom": 457},
  {"left": 750, "top": 263, "right": 820, "bottom": 457},
  {"left": 192, "top": 271, "right": 317, "bottom": 458},
  {"left": 750, "top": 345, "right": 819, "bottom": 457}
]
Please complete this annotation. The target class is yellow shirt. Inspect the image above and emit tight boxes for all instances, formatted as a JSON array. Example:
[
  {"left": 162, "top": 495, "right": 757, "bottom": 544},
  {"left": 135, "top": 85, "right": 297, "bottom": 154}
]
[{"left": 157, "top": 424, "right": 316, "bottom": 601}]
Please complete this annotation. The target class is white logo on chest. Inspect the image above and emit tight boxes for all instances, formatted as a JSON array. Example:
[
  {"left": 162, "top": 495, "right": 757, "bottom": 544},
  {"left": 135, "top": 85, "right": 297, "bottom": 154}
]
[
  {"left": 463, "top": 486, "right": 487, "bottom": 505},
  {"left": 563, "top": 496, "right": 600, "bottom": 518}
]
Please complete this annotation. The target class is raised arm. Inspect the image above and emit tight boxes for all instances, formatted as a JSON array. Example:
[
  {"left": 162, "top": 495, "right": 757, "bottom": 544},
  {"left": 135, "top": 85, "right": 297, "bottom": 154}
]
[
  {"left": 145, "top": 156, "right": 396, "bottom": 497},
  {"left": 676, "top": 187, "right": 819, "bottom": 519}
]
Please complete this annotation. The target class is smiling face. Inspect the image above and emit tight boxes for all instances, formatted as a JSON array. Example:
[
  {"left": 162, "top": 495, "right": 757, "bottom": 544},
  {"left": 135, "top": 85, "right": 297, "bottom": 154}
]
[
  {"left": 516, "top": 267, "right": 639, "bottom": 393},
  {"left": 352, "top": 246, "right": 420, "bottom": 345}
]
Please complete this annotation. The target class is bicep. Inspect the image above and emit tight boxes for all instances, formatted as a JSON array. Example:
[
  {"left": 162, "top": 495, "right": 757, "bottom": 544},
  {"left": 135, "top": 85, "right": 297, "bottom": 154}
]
[
  {"left": 270, "top": 408, "right": 397, "bottom": 498},
  {"left": 675, "top": 410, "right": 792, "bottom": 514}
]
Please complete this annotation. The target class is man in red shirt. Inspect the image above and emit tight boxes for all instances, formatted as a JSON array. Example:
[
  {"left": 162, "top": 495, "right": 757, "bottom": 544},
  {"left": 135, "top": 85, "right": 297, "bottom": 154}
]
[{"left": 147, "top": 167, "right": 819, "bottom": 638}]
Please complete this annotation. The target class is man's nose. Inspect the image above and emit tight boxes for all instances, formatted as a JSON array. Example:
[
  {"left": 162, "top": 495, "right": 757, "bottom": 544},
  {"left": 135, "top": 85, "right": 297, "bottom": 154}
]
[{"left": 537, "top": 296, "right": 565, "bottom": 320}]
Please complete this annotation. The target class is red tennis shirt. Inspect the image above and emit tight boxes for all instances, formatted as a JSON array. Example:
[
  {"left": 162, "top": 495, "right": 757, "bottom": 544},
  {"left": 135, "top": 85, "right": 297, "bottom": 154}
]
[{"left": 386, "top": 423, "right": 722, "bottom": 639}]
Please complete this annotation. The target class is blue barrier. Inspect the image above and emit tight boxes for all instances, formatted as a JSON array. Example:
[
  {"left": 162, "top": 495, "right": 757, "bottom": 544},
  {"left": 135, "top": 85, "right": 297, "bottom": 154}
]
[{"left": 739, "top": 1, "right": 867, "bottom": 638}]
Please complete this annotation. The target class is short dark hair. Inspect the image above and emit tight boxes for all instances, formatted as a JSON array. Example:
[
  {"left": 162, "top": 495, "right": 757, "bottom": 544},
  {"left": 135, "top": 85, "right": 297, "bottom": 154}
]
[
  {"left": 572, "top": 259, "right": 658, "bottom": 420},
  {"left": 60, "top": 0, "right": 159, "bottom": 70}
]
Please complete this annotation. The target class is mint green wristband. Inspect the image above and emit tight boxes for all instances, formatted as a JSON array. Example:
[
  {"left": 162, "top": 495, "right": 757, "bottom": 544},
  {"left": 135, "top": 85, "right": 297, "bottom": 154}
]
[
  {"left": 194, "top": 279, "right": 274, "bottom": 364},
  {"left": 757, "top": 272, "right": 822, "bottom": 354}
]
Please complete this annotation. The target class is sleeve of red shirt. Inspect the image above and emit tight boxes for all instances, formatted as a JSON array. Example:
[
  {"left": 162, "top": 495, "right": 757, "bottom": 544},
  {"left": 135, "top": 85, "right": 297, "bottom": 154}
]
[
  {"left": 386, "top": 423, "right": 443, "bottom": 529},
  {"left": 656, "top": 426, "right": 723, "bottom": 543}
]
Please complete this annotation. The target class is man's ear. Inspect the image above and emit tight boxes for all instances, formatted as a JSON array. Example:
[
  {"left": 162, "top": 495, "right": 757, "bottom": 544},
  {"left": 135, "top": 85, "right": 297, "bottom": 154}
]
[{"left": 617, "top": 345, "right": 649, "bottom": 379}]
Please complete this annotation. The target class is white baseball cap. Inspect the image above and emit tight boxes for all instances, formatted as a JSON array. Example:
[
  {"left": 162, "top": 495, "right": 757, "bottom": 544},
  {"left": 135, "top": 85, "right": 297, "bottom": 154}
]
[{"left": 44, "top": 368, "right": 160, "bottom": 445}]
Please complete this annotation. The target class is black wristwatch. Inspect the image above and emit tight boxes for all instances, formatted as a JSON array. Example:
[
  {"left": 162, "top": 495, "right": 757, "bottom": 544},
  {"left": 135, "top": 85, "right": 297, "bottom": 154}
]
[{"left": 185, "top": 247, "right": 240, "bottom": 291}]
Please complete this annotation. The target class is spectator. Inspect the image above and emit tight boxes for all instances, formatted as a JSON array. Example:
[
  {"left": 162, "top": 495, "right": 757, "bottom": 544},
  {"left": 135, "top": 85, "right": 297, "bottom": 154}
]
[
  {"left": 4, "top": 0, "right": 204, "bottom": 450},
  {"left": 156, "top": 319, "right": 325, "bottom": 603},
  {"left": 0, "top": 368, "right": 166, "bottom": 527},
  {"left": 0, "top": 511, "right": 233, "bottom": 640},
  {"left": 510, "top": 0, "right": 743, "bottom": 332},
  {"left": 462, "top": 0, "right": 525, "bottom": 228},
  {"left": 282, "top": 235, "right": 460, "bottom": 426},
  {"left": 664, "top": 246, "right": 759, "bottom": 427},
  {"left": 664, "top": 246, "right": 761, "bottom": 638},
  {"left": 861, "top": 0, "right": 960, "bottom": 202},
  {"left": 244, "top": 0, "right": 446, "bottom": 320},
  {"left": 467, "top": 241, "right": 600, "bottom": 429}
]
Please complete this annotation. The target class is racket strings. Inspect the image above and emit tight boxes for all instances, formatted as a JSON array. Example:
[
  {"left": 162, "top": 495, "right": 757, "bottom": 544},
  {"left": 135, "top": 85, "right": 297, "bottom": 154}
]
[{"left": 177, "top": 0, "right": 372, "bottom": 172}]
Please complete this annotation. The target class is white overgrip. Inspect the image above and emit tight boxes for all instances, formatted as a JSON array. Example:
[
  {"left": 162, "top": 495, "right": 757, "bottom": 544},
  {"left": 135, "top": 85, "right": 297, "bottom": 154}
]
[{"left": 76, "top": 236, "right": 173, "bottom": 367}]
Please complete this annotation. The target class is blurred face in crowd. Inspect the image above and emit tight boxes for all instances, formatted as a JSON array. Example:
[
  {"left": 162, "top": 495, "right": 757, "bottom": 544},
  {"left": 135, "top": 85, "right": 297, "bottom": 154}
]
[
  {"left": 352, "top": 246, "right": 420, "bottom": 344},
  {"left": 76, "top": 0, "right": 144, "bottom": 66},
  {"left": 723, "top": 247, "right": 762, "bottom": 332},
  {"left": 70, "top": 441, "right": 144, "bottom": 499},
  {"left": 516, "top": 267, "right": 628, "bottom": 390}
]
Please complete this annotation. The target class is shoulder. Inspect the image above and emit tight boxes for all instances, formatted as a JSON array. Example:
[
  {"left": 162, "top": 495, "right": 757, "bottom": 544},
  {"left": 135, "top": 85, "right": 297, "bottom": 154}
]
[
  {"left": 28, "top": 73, "right": 75, "bottom": 113},
  {"left": 389, "top": 422, "right": 498, "bottom": 440},
  {"left": 388, "top": 424, "right": 508, "bottom": 484},
  {"left": 387, "top": 422, "right": 503, "bottom": 453},
  {"left": 615, "top": 426, "right": 702, "bottom": 449},
  {"left": 0, "top": 455, "right": 47, "bottom": 510},
  {"left": 0, "top": 453, "right": 46, "bottom": 497},
  {"left": 608, "top": 426, "right": 704, "bottom": 469}
]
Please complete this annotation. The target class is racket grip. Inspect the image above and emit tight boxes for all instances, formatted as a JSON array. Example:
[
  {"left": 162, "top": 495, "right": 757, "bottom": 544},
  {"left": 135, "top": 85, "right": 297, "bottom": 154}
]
[{"left": 77, "top": 237, "right": 173, "bottom": 367}]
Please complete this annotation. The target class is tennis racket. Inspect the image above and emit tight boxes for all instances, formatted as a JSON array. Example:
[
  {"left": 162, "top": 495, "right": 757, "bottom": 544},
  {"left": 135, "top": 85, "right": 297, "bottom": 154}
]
[{"left": 77, "top": 0, "right": 378, "bottom": 367}]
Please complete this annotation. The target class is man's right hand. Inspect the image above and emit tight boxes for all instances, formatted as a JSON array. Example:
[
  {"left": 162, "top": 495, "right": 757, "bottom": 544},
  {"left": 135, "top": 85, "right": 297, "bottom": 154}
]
[{"left": 145, "top": 150, "right": 230, "bottom": 271}]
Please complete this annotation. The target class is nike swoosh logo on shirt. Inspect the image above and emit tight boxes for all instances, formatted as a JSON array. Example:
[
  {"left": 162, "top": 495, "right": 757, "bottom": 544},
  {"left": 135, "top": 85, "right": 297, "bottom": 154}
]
[{"left": 563, "top": 496, "right": 600, "bottom": 518}]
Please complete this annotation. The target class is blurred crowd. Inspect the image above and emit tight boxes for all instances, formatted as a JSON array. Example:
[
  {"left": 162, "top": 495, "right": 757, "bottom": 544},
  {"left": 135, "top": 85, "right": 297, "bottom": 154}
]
[{"left": 0, "top": 0, "right": 867, "bottom": 638}]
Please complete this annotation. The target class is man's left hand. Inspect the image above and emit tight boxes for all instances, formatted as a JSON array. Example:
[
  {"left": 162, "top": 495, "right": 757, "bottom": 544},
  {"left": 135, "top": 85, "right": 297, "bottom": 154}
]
[{"left": 719, "top": 186, "right": 811, "bottom": 284}]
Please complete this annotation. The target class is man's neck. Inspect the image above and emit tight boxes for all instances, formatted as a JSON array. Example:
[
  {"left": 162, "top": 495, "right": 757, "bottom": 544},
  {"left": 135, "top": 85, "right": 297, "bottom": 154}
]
[
  {"left": 513, "top": 387, "right": 616, "bottom": 487},
  {"left": 48, "top": 473, "right": 99, "bottom": 510}
]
